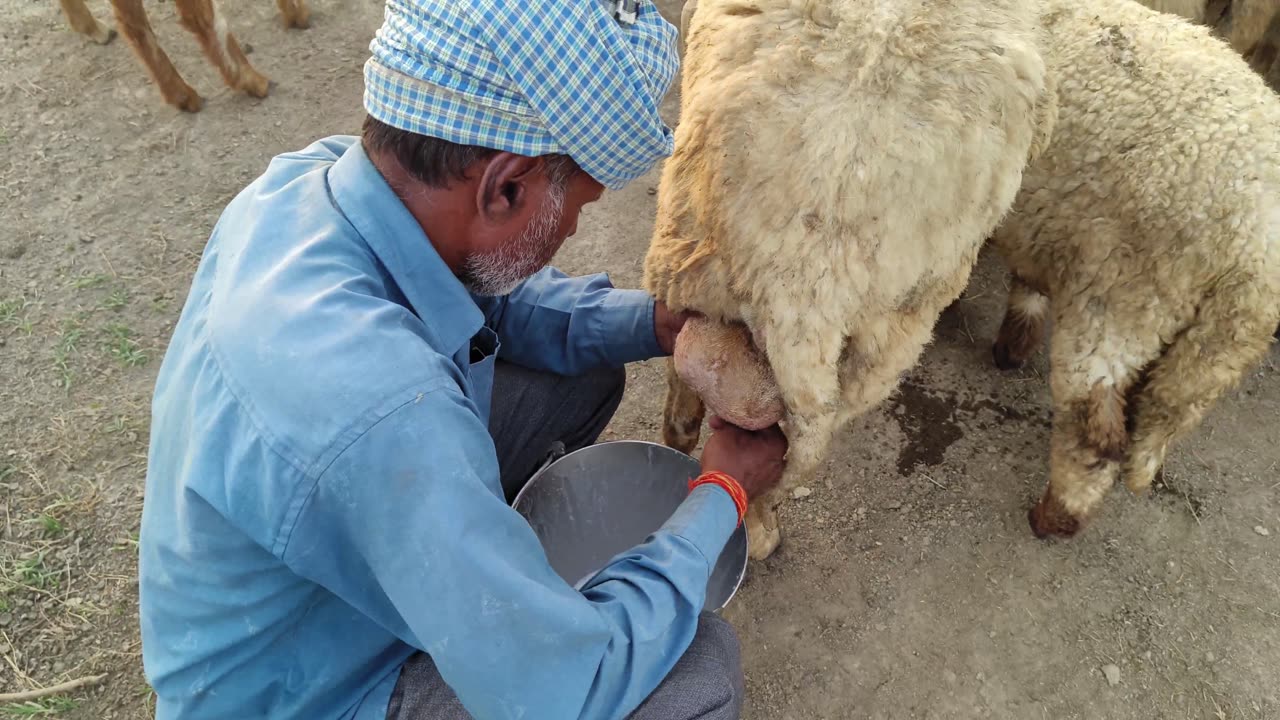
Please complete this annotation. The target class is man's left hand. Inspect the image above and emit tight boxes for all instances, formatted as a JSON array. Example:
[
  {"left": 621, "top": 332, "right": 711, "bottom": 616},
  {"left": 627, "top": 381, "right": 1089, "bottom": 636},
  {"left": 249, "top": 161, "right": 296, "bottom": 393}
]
[{"left": 653, "top": 301, "right": 694, "bottom": 355}]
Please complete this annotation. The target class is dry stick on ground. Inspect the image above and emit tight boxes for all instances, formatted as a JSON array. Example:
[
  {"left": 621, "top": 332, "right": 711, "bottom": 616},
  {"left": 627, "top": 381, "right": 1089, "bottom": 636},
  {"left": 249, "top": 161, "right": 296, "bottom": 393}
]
[{"left": 0, "top": 673, "right": 109, "bottom": 703}]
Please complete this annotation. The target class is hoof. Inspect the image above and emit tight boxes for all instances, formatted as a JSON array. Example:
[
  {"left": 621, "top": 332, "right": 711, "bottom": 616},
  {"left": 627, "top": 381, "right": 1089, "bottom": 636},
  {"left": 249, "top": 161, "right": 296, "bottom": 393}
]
[
  {"left": 992, "top": 340, "right": 1026, "bottom": 371},
  {"left": 94, "top": 27, "right": 117, "bottom": 45},
  {"left": 286, "top": 10, "right": 311, "bottom": 29},
  {"left": 171, "top": 91, "right": 205, "bottom": 113},
  {"left": 1028, "top": 494, "right": 1081, "bottom": 539},
  {"left": 747, "top": 523, "right": 781, "bottom": 560}
]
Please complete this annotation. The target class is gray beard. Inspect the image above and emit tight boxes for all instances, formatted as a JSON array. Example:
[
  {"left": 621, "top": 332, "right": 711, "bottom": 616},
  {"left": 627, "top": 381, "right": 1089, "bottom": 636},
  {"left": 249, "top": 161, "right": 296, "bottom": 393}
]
[{"left": 461, "top": 182, "right": 566, "bottom": 297}]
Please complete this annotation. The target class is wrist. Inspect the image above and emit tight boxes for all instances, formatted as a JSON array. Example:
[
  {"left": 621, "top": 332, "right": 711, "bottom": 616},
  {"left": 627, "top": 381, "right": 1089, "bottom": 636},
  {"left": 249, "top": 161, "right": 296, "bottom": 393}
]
[{"left": 689, "top": 471, "right": 748, "bottom": 526}]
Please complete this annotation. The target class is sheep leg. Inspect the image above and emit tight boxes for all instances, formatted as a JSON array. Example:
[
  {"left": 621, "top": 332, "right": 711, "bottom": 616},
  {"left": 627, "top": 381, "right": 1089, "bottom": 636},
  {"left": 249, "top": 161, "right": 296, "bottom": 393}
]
[
  {"left": 993, "top": 275, "right": 1049, "bottom": 371},
  {"left": 276, "top": 0, "right": 311, "bottom": 29},
  {"left": 1122, "top": 291, "right": 1276, "bottom": 494},
  {"left": 744, "top": 312, "right": 847, "bottom": 560},
  {"left": 661, "top": 357, "right": 706, "bottom": 454},
  {"left": 1028, "top": 314, "right": 1148, "bottom": 538},
  {"left": 679, "top": 0, "right": 699, "bottom": 56},
  {"left": 59, "top": 0, "right": 117, "bottom": 44},
  {"left": 108, "top": 0, "right": 204, "bottom": 112},
  {"left": 174, "top": 0, "right": 271, "bottom": 99}
]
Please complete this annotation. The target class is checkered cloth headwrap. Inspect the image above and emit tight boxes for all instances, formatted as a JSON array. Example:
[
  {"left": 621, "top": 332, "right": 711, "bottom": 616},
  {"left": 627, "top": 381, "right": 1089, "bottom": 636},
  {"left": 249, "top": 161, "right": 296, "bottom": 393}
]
[{"left": 363, "top": 0, "right": 680, "bottom": 190}]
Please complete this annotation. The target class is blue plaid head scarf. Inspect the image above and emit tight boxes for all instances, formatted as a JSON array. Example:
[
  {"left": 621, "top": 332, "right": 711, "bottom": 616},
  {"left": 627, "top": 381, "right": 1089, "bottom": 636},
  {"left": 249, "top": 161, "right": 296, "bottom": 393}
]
[{"left": 363, "top": 0, "right": 680, "bottom": 190}]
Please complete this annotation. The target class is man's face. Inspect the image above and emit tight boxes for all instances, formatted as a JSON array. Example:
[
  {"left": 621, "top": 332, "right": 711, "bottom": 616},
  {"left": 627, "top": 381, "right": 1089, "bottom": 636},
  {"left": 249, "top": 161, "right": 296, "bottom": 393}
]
[{"left": 462, "top": 170, "right": 605, "bottom": 296}]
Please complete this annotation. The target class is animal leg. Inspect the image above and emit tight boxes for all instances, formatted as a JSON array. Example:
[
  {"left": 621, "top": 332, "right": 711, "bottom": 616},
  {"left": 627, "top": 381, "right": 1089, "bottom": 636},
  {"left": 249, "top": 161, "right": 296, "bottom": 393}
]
[
  {"left": 662, "top": 357, "right": 706, "bottom": 454},
  {"left": 1027, "top": 312, "right": 1153, "bottom": 538},
  {"left": 744, "top": 312, "right": 847, "bottom": 560},
  {"left": 993, "top": 274, "right": 1049, "bottom": 371},
  {"left": 1122, "top": 288, "right": 1276, "bottom": 494},
  {"left": 276, "top": 0, "right": 311, "bottom": 29},
  {"left": 109, "top": 0, "right": 204, "bottom": 112},
  {"left": 60, "top": 0, "right": 116, "bottom": 44},
  {"left": 174, "top": 0, "right": 271, "bottom": 99}
]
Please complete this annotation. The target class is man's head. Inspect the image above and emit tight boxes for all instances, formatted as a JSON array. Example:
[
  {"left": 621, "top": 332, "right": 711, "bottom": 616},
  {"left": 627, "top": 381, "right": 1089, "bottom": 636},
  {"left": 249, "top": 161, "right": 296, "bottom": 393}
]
[
  {"left": 358, "top": 0, "right": 680, "bottom": 294},
  {"left": 362, "top": 115, "right": 605, "bottom": 296}
]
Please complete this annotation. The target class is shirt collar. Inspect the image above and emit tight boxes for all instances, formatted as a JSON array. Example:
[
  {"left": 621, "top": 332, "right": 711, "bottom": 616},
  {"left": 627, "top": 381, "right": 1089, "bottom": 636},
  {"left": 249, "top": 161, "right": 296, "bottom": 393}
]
[{"left": 326, "top": 138, "right": 484, "bottom": 357}]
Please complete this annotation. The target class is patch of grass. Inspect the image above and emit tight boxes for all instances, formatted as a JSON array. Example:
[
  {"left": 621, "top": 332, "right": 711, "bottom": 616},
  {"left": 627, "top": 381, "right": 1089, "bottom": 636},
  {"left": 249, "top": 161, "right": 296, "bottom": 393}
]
[
  {"left": 0, "top": 595, "right": 10, "bottom": 613},
  {"left": 0, "top": 297, "right": 31, "bottom": 333},
  {"left": 12, "top": 552, "right": 58, "bottom": 591},
  {"left": 36, "top": 513, "right": 65, "bottom": 538},
  {"left": 0, "top": 464, "right": 15, "bottom": 483},
  {"left": 102, "top": 287, "right": 130, "bottom": 312},
  {"left": 1, "top": 698, "right": 79, "bottom": 717},
  {"left": 70, "top": 272, "right": 109, "bottom": 290},
  {"left": 52, "top": 319, "right": 83, "bottom": 391},
  {"left": 104, "top": 323, "right": 148, "bottom": 367}
]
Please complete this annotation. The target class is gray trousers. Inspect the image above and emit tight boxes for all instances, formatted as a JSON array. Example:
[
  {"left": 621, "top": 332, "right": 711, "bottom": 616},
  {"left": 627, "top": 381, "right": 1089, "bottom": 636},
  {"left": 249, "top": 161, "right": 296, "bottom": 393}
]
[{"left": 386, "top": 361, "right": 745, "bottom": 720}]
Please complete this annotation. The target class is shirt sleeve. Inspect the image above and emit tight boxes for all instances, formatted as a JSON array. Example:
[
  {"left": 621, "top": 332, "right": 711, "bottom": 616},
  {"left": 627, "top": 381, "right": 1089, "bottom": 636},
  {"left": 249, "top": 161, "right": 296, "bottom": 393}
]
[
  {"left": 471, "top": 266, "right": 666, "bottom": 374},
  {"left": 279, "top": 380, "right": 739, "bottom": 720}
]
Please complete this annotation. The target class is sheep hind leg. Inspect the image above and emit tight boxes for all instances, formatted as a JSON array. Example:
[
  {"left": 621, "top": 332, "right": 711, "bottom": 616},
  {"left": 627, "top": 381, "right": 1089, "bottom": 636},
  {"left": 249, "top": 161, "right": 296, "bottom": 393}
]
[
  {"left": 174, "top": 0, "right": 271, "bottom": 99},
  {"left": 744, "top": 311, "right": 849, "bottom": 561},
  {"left": 109, "top": 0, "right": 204, "bottom": 112},
  {"left": 60, "top": 0, "right": 116, "bottom": 44},
  {"left": 661, "top": 357, "right": 706, "bottom": 454},
  {"left": 1122, "top": 292, "right": 1277, "bottom": 495},
  {"left": 993, "top": 274, "right": 1049, "bottom": 371},
  {"left": 1028, "top": 313, "right": 1152, "bottom": 538}
]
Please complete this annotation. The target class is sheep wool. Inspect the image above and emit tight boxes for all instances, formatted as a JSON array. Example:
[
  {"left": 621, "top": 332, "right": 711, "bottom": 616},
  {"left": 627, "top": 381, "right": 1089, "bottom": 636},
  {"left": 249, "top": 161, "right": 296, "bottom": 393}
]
[
  {"left": 644, "top": 0, "right": 1052, "bottom": 559},
  {"left": 991, "top": 0, "right": 1280, "bottom": 537}
]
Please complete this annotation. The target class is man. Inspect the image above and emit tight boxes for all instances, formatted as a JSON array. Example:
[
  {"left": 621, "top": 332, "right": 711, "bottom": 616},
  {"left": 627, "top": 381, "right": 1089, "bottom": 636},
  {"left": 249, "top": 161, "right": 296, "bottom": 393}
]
[{"left": 137, "top": 0, "right": 788, "bottom": 719}]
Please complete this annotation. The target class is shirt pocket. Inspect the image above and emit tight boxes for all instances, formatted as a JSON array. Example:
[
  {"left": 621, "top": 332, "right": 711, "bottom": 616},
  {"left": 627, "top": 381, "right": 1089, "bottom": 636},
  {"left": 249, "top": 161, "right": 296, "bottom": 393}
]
[{"left": 467, "top": 326, "right": 500, "bottom": 425}]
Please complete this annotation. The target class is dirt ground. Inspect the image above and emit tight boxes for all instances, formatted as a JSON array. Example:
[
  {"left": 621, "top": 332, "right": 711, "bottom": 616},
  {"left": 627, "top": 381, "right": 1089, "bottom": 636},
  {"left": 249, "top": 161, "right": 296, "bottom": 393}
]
[{"left": 1, "top": 0, "right": 1277, "bottom": 718}]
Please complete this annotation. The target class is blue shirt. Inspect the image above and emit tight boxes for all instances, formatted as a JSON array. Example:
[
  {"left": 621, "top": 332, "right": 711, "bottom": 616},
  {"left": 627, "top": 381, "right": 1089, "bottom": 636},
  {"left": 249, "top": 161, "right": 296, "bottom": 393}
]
[{"left": 138, "top": 135, "right": 739, "bottom": 720}]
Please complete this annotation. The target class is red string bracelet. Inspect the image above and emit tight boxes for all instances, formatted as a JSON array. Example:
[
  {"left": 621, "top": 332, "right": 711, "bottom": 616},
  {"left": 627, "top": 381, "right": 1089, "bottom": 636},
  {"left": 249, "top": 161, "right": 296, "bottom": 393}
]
[{"left": 689, "top": 471, "right": 748, "bottom": 527}]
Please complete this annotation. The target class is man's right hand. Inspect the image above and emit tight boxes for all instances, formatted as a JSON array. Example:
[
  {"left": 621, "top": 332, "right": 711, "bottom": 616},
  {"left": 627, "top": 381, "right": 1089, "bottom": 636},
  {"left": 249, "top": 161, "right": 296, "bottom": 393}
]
[{"left": 699, "top": 415, "right": 788, "bottom": 501}]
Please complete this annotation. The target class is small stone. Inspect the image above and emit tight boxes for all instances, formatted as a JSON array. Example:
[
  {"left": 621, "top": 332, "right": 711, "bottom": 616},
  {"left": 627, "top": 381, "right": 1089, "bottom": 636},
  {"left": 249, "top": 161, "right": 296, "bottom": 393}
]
[
  {"left": 78, "top": 234, "right": 94, "bottom": 244},
  {"left": 943, "top": 670, "right": 958, "bottom": 684},
  {"left": 1102, "top": 663, "right": 1121, "bottom": 687},
  {"left": 791, "top": 486, "right": 812, "bottom": 500},
  {"left": 646, "top": 186, "right": 657, "bottom": 195},
  {"left": 1205, "top": 652, "right": 1216, "bottom": 663},
  {"left": 1141, "top": 651, "right": 1152, "bottom": 661},
  {"left": 885, "top": 500, "right": 903, "bottom": 510},
  {"left": 0, "top": 613, "right": 11, "bottom": 626},
  {"left": 1254, "top": 526, "right": 1270, "bottom": 537},
  {"left": 53, "top": 661, "right": 66, "bottom": 673}
]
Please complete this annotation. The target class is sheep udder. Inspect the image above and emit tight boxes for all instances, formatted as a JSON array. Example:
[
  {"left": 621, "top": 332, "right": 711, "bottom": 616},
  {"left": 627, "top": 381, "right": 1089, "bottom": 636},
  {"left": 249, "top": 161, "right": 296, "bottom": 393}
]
[{"left": 672, "top": 316, "right": 784, "bottom": 431}]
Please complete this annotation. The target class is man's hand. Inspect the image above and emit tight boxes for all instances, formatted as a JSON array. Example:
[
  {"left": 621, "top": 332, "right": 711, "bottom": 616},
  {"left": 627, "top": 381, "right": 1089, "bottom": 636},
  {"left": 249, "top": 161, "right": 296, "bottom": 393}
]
[
  {"left": 653, "top": 301, "right": 694, "bottom": 355},
  {"left": 699, "top": 416, "right": 788, "bottom": 502}
]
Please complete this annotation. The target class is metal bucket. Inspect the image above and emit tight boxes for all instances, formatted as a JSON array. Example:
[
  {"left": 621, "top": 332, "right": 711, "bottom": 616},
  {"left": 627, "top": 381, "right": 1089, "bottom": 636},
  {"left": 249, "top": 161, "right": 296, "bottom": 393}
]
[{"left": 512, "top": 440, "right": 749, "bottom": 611}]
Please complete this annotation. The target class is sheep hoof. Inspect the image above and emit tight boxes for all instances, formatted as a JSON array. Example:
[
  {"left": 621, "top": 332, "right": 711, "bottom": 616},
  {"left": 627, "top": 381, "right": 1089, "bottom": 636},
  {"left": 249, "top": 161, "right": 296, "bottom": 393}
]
[
  {"left": 1028, "top": 494, "right": 1081, "bottom": 539},
  {"left": 747, "top": 524, "right": 781, "bottom": 560},
  {"left": 992, "top": 340, "right": 1027, "bottom": 371}
]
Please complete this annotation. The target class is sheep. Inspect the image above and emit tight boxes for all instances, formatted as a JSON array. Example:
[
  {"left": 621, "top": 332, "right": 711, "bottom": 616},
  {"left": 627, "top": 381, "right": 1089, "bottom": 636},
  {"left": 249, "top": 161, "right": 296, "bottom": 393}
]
[
  {"left": 56, "top": 0, "right": 310, "bottom": 112},
  {"left": 643, "top": 0, "right": 1055, "bottom": 560},
  {"left": 989, "top": 0, "right": 1280, "bottom": 538},
  {"left": 1134, "top": 0, "right": 1280, "bottom": 90}
]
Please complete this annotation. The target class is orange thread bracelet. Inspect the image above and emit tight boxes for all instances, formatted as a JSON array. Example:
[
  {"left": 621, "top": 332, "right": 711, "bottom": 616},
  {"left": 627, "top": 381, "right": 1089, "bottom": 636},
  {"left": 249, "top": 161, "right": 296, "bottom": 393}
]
[{"left": 689, "top": 471, "right": 748, "bottom": 527}]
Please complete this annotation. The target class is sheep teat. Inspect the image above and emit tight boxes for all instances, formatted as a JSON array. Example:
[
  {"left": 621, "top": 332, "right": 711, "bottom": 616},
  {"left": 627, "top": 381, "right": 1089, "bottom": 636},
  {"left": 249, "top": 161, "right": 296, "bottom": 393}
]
[{"left": 672, "top": 316, "right": 784, "bottom": 431}]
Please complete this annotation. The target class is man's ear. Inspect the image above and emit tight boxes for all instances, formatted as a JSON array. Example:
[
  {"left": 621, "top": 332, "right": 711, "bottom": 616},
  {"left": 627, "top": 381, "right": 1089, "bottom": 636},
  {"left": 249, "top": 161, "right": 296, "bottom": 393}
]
[{"left": 475, "top": 152, "right": 544, "bottom": 223}]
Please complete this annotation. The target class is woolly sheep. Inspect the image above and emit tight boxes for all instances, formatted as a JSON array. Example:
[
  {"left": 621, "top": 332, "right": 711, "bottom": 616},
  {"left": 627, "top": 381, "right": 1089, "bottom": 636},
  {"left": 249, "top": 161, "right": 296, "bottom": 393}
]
[
  {"left": 643, "top": 0, "right": 1054, "bottom": 559},
  {"left": 653, "top": 0, "right": 1280, "bottom": 558},
  {"left": 991, "top": 0, "right": 1280, "bottom": 537},
  {"left": 1134, "top": 0, "right": 1280, "bottom": 90}
]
